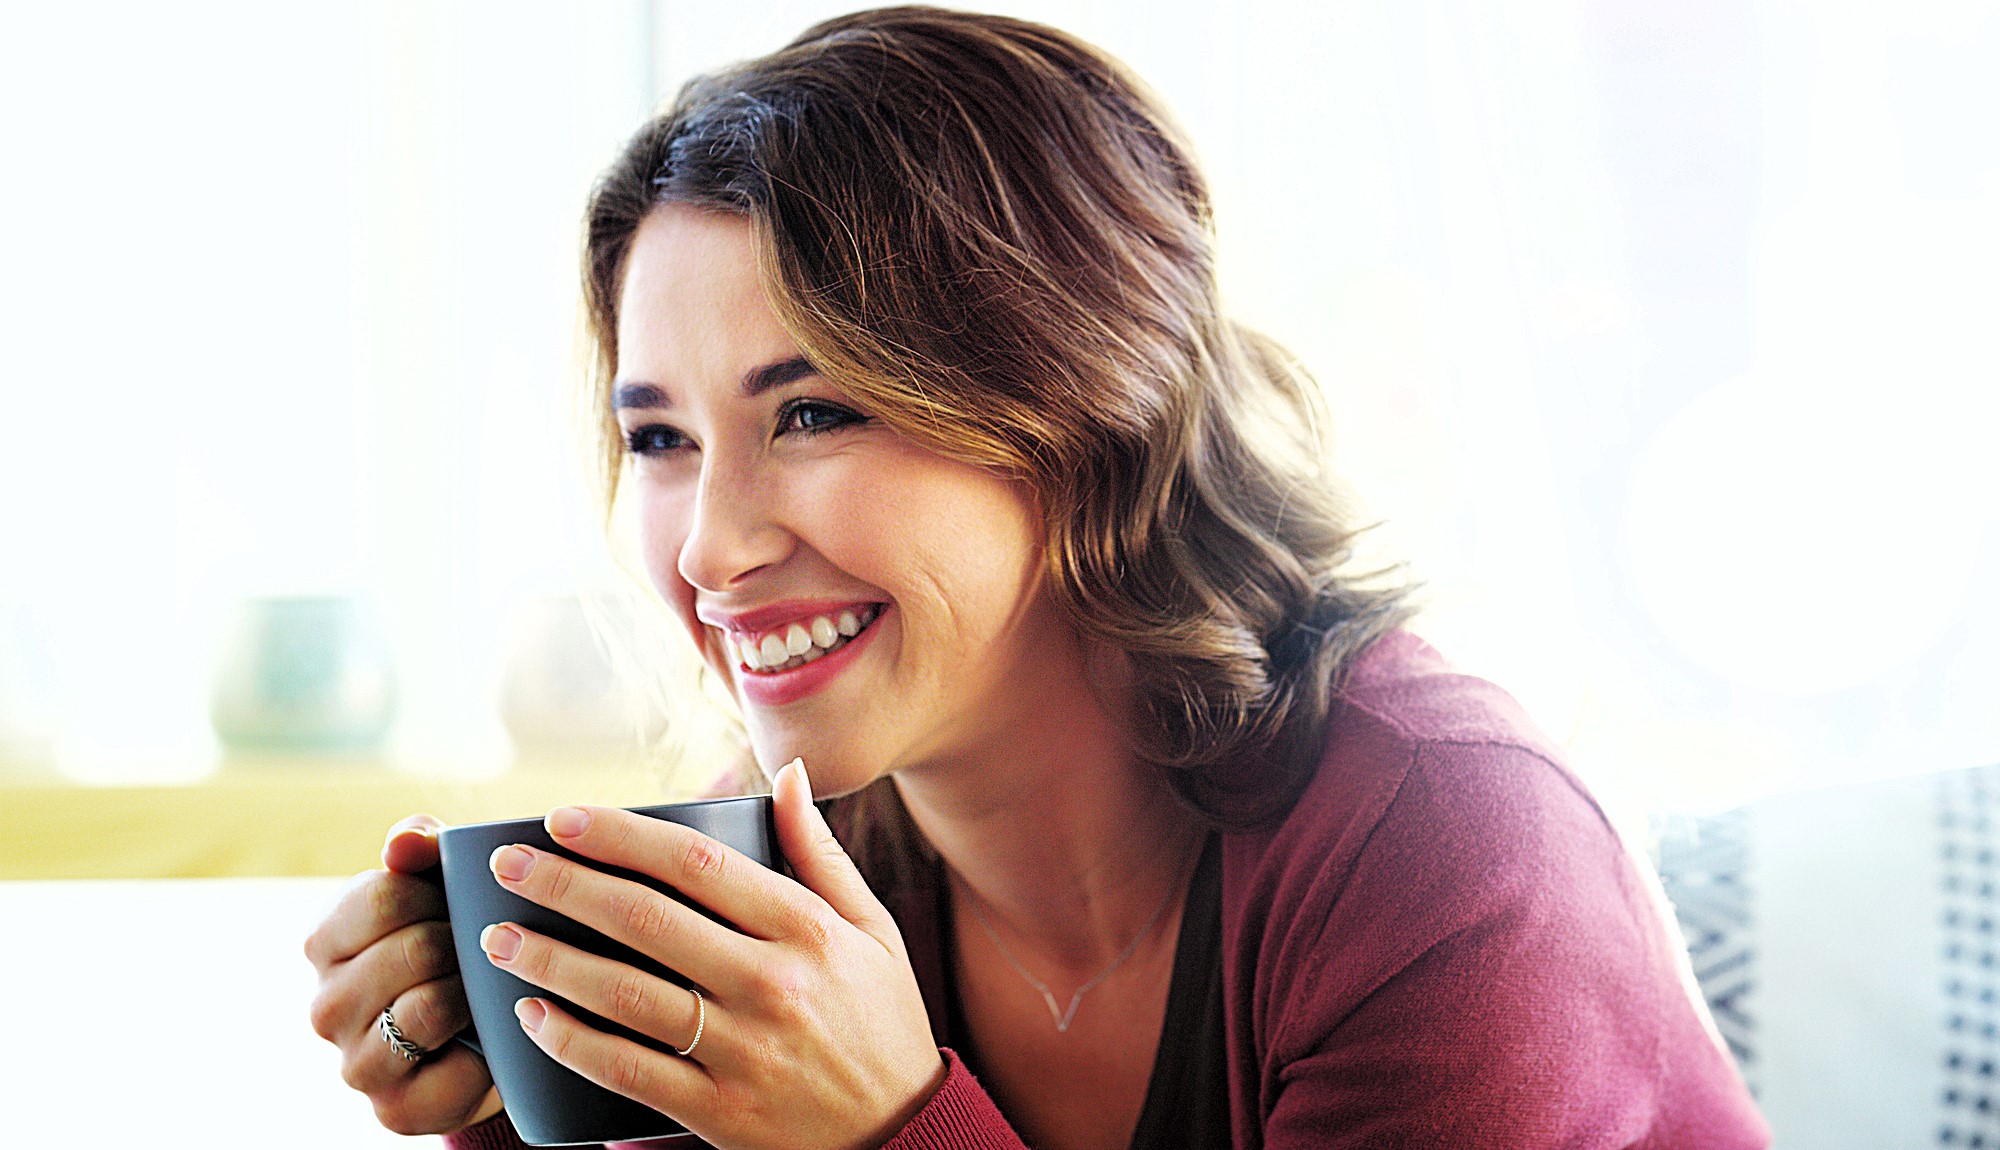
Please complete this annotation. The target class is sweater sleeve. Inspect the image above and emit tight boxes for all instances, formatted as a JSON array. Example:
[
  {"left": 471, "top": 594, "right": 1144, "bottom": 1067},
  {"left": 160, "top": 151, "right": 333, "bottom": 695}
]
[
  {"left": 438, "top": 1051, "right": 1021, "bottom": 1150},
  {"left": 879, "top": 1048, "right": 1030, "bottom": 1150},
  {"left": 442, "top": 1111, "right": 532, "bottom": 1150},
  {"left": 1250, "top": 740, "right": 1768, "bottom": 1149},
  {"left": 440, "top": 1110, "right": 719, "bottom": 1150}
]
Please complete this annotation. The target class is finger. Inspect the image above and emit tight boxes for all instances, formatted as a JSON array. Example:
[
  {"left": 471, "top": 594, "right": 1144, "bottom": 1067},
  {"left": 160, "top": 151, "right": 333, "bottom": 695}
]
[
  {"left": 487, "top": 843, "right": 752, "bottom": 992},
  {"left": 515, "top": 997, "right": 711, "bottom": 1118},
  {"left": 389, "top": 974, "right": 474, "bottom": 1059},
  {"left": 541, "top": 802, "right": 801, "bottom": 939},
  {"left": 305, "top": 870, "right": 448, "bottom": 970},
  {"left": 344, "top": 974, "right": 473, "bottom": 1094},
  {"left": 480, "top": 923, "right": 710, "bottom": 1058},
  {"left": 310, "top": 919, "right": 460, "bottom": 1048},
  {"left": 382, "top": 814, "right": 446, "bottom": 874},
  {"left": 774, "top": 758, "right": 900, "bottom": 945}
]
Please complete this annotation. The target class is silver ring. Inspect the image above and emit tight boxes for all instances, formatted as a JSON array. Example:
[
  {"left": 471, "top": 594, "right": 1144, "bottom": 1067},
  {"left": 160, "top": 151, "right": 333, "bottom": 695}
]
[
  {"left": 378, "top": 1006, "right": 426, "bottom": 1063},
  {"left": 675, "top": 987, "right": 705, "bottom": 1058}
]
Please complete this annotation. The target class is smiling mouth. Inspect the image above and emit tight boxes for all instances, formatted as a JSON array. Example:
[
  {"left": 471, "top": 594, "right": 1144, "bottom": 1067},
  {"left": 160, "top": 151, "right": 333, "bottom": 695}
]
[{"left": 726, "top": 604, "right": 885, "bottom": 675}]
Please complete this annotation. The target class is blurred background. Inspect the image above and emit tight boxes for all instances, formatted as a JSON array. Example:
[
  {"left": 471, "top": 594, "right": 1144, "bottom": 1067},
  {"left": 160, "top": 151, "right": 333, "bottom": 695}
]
[{"left": 0, "top": 0, "right": 1992, "bottom": 1144}]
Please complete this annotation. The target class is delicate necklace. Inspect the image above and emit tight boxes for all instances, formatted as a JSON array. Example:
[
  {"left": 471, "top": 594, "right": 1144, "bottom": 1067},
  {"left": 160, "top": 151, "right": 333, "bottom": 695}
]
[{"left": 962, "top": 869, "right": 1184, "bottom": 1034}]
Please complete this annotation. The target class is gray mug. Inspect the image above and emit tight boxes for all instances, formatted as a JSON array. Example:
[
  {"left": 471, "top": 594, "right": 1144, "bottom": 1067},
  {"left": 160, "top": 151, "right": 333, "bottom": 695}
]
[{"left": 437, "top": 795, "right": 777, "bottom": 1146}]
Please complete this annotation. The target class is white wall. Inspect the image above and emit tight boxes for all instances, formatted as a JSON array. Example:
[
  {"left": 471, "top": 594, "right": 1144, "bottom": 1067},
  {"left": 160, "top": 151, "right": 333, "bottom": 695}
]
[{"left": 0, "top": 0, "right": 1993, "bottom": 811}]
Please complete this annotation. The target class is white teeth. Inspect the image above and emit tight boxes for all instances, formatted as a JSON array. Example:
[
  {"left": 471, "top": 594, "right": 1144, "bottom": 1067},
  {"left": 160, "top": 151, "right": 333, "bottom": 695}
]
[{"left": 732, "top": 605, "right": 883, "bottom": 673}]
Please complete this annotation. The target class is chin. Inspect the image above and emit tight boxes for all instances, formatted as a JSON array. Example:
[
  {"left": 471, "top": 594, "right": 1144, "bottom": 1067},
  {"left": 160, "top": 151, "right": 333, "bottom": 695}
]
[{"left": 745, "top": 729, "right": 884, "bottom": 799}]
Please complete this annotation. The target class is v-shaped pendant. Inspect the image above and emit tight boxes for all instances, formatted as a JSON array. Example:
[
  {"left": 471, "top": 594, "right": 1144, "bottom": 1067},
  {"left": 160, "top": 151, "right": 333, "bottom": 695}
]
[
  {"left": 1039, "top": 989, "right": 1087, "bottom": 1033},
  {"left": 966, "top": 867, "right": 1184, "bottom": 1033}
]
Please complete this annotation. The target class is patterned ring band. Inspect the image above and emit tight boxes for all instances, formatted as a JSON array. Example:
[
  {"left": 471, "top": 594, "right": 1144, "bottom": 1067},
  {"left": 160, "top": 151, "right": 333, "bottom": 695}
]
[
  {"left": 675, "top": 987, "right": 705, "bottom": 1058},
  {"left": 378, "top": 1006, "right": 427, "bottom": 1063}
]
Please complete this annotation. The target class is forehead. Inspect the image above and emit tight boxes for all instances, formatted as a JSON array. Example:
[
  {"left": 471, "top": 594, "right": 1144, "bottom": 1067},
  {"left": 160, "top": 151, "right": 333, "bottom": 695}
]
[{"left": 615, "top": 204, "right": 797, "bottom": 387}]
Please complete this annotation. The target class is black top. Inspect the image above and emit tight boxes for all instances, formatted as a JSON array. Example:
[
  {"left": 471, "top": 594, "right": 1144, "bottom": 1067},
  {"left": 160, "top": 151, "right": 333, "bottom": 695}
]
[{"left": 941, "top": 833, "right": 1229, "bottom": 1150}]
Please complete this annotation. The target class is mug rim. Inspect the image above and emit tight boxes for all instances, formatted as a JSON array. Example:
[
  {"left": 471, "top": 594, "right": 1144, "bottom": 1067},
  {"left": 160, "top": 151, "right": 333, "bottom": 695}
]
[{"left": 437, "top": 792, "right": 773, "bottom": 838}]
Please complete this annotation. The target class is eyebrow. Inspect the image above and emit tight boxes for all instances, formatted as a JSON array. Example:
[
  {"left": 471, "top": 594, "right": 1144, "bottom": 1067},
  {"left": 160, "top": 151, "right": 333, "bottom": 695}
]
[
  {"left": 743, "top": 356, "right": 819, "bottom": 396},
  {"left": 612, "top": 356, "right": 819, "bottom": 411}
]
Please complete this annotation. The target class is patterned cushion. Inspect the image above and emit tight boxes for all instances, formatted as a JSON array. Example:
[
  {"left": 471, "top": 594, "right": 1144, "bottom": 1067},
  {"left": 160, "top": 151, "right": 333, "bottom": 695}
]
[{"left": 1657, "top": 764, "right": 2000, "bottom": 1147}]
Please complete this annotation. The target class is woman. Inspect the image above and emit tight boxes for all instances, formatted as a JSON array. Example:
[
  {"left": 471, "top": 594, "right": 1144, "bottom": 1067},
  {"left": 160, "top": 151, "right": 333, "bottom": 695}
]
[{"left": 305, "top": 8, "right": 1769, "bottom": 1148}]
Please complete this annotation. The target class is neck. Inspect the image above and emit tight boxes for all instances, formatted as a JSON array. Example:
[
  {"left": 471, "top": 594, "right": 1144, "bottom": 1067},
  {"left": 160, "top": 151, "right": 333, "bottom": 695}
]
[{"left": 890, "top": 672, "right": 1208, "bottom": 973}]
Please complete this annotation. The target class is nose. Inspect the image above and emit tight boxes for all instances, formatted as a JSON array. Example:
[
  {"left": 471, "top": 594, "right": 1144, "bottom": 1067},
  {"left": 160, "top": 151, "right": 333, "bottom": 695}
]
[{"left": 675, "top": 456, "right": 795, "bottom": 593}]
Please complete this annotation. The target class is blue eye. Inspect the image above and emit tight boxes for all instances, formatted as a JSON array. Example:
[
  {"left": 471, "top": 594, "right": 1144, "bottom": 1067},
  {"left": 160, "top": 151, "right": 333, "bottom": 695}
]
[
  {"left": 780, "top": 399, "right": 867, "bottom": 437},
  {"left": 625, "top": 424, "right": 689, "bottom": 456}
]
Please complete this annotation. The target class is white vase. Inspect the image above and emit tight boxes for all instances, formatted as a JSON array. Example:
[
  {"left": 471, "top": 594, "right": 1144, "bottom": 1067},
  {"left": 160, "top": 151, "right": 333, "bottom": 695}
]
[{"left": 0, "top": 602, "right": 60, "bottom": 776}]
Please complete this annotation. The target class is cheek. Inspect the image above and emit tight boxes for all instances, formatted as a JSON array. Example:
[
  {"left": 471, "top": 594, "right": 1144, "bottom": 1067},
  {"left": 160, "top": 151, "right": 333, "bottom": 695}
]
[
  {"left": 858, "top": 469, "right": 1045, "bottom": 635},
  {"left": 772, "top": 458, "right": 902, "bottom": 572}
]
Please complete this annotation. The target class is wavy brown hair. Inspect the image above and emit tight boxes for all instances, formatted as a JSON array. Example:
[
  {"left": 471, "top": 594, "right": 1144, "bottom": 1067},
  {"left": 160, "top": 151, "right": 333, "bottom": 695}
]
[{"left": 583, "top": 6, "right": 1415, "bottom": 828}]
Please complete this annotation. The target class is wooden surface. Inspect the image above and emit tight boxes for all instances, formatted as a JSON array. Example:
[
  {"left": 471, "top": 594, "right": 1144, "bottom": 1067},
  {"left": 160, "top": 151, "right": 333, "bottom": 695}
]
[{"left": 0, "top": 758, "right": 709, "bottom": 879}]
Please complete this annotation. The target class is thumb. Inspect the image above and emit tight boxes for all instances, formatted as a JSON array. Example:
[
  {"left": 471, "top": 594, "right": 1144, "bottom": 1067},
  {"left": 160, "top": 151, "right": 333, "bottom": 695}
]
[
  {"left": 381, "top": 813, "right": 445, "bottom": 874},
  {"left": 773, "top": 758, "right": 895, "bottom": 941}
]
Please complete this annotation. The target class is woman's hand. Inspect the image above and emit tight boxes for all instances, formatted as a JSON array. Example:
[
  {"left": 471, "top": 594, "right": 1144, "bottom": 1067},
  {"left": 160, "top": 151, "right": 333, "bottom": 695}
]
[
  {"left": 479, "top": 759, "right": 947, "bottom": 1150},
  {"left": 305, "top": 815, "right": 504, "bottom": 1136}
]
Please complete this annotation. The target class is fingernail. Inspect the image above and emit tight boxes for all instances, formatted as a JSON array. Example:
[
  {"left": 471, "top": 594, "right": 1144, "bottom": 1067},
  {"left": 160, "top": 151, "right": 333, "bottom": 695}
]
[
  {"left": 384, "top": 825, "right": 428, "bottom": 849},
  {"left": 515, "top": 997, "right": 546, "bottom": 1033},
  {"left": 547, "top": 806, "right": 590, "bottom": 838},
  {"left": 491, "top": 845, "right": 536, "bottom": 882},
  {"left": 790, "top": 758, "right": 824, "bottom": 815},
  {"left": 480, "top": 923, "right": 522, "bottom": 962}
]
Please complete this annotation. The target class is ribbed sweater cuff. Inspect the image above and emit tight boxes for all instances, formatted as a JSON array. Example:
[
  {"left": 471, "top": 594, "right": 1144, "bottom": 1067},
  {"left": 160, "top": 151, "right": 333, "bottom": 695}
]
[
  {"left": 437, "top": 1050, "right": 1018, "bottom": 1150},
  {"left": 443, "top": 1110, "right": 529, "bottom": 1150},
  {"left": 881, "top": 1048, "right": 1026, "bottom": 1150}
]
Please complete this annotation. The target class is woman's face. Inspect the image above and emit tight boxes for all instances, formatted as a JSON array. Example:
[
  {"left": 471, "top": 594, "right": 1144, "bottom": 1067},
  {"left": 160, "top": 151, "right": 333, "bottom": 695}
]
[{"left": 614, "top": 205, "right": 1072, "bottom": 796}]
